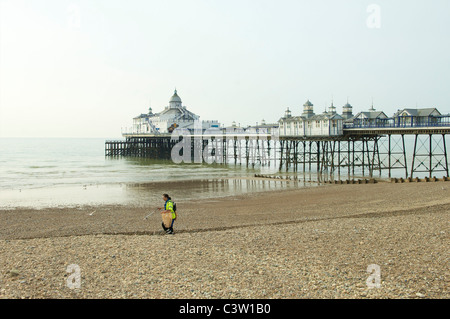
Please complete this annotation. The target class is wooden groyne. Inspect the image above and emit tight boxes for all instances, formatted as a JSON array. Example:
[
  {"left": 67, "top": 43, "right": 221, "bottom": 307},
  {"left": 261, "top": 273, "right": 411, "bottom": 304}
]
[{"left": 390, "top": 176, "right": 450, "bottom": 183}]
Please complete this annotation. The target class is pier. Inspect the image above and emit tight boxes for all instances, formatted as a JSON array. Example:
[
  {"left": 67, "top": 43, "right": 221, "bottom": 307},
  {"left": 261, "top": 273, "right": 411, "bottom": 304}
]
[{"left": 106, "top": 116, "right": 450, "bottom": 179}]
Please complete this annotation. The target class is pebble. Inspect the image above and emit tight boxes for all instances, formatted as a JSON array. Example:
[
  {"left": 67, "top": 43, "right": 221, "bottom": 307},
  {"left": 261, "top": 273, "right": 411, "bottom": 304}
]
[{"left": 9, "top": 269, "right": 20, "bottom": 277}]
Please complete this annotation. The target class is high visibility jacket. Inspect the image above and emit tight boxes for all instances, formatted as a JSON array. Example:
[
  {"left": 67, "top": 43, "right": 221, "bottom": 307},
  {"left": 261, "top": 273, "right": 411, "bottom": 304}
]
[{"left": 165, "top": 200, "right": 176, "bottom": 220}]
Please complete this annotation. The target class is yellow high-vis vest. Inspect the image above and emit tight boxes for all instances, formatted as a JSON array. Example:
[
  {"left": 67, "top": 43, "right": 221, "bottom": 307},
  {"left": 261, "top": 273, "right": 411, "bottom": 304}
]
[{"left": 165, "top": 200, "right": 176, "bottom": 220}]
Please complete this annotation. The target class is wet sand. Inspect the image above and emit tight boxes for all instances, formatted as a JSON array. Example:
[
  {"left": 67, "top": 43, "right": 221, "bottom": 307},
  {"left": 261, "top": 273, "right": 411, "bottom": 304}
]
[
  {"left": 0, "top": 177, "right": 311, "bottom": 209},
  {"left": 0, "top": 181, "right": 449, "bottom": 298}
]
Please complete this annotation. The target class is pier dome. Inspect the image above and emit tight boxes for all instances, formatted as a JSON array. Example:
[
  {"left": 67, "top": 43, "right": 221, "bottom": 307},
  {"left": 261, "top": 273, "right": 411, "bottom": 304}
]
[
  {"left": 342, "top": 102, "right": 354, "bottom": 119},
  {"left": 302, "top": 100, "right": 315, "bottom": 118},
  {"left": 169, "top": 89, "right": 182, "bottom": 108},
  {"left": 285, "top": 107, "right": 292, "bottom": 118},
  {"left": 170, "top": 90, "right": 182, "bottom": 102},
  {"left": 328, "top": 102, "right": 336, "bottom": 114},
  {"left": 304, "top": 100, "right": 313, "bottom": 107}
]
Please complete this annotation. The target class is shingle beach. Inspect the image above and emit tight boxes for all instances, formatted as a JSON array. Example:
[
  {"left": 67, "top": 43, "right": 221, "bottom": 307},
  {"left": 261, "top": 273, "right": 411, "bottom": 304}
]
[{"left": 0, "top": 181, "right": 448, "bottom": 299}]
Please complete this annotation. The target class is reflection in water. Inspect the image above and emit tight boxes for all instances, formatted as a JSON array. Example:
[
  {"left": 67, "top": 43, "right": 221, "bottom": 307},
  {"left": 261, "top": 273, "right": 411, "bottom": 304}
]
[
  {"left": 124, "top": 178, "right": 320, "bottom": 206},
  {"left": 0, "top": 178, "right": 320, "bottom": 209}
]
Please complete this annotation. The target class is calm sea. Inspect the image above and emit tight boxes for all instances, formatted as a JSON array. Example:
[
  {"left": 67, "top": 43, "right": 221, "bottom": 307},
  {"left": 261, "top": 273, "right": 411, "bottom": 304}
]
[
  {"left": 0, "top": 138, "right": 306, "bottom": 208},
  {"left": 0, "top": 138, "right": 255, "bottom": 189},
  {"left": 0, "top": 137, "right": 447, "bottom": 209}
]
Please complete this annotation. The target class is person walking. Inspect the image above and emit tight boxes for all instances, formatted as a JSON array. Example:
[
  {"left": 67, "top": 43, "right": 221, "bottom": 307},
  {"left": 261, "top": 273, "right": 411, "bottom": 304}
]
[{"left": 158, "top": 194, "right": 176, "bottom": 235}]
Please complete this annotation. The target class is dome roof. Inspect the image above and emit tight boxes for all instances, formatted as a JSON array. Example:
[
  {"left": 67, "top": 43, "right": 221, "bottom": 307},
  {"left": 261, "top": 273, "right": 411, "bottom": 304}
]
[
  {"left": 344, "top": 103, "right": 352, "bottom": 108},
  {"left": 169, "top": 90, "right": 182, "bottom": 103},
  {"left": 304, "top": 100, "right": 313, "bottom": 107}
]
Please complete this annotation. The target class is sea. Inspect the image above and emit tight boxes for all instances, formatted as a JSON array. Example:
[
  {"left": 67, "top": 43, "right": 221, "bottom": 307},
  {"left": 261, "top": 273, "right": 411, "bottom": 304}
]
[
  {"left": 0, "top": 138, "right": 308, "bottom": 209},
  {"left": 0, "top": 136, "right": 448, "bottom": 209}
]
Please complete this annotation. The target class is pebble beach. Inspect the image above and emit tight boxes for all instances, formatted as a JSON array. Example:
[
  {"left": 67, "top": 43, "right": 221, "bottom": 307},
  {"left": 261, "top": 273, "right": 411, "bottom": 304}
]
[{"left": 0, "top": 181, "right": 449, "bottom": 299}]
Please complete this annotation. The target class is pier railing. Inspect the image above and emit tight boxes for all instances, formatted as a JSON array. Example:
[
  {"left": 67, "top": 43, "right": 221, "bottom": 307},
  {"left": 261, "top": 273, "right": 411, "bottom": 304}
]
[{"left": 344, "top": 114, "right": 450, "bottom": 129}]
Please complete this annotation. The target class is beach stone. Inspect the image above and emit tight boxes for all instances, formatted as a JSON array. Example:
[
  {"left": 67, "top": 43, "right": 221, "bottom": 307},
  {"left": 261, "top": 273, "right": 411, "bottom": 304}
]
[{"left": 10, "top": 269, "right": 20, "bottom": 277}]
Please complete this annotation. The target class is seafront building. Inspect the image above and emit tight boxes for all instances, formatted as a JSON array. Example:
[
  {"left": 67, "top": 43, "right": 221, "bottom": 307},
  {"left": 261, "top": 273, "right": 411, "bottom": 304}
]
[
  {"left": 278, "top": 100, "right": 445, "bottom": 136},
  {"left": 240, "top": 120, "right": 279, "bottom": 135},
  {"left": 128, "top": 90, "right": 220, "bottom": 135},
  {"left": 393, "top": 108, "right": 442, "bottom": 126},
  {"left": 279, "top": 100, "right": 345, "bottom": 137},
  {"left": 347, "top": 105, "right": 389, "bottom": 127}
]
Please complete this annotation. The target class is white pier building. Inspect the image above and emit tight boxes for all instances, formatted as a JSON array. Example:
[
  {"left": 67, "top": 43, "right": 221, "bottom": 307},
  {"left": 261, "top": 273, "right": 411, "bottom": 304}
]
[
  {"left": 126, "top": 90, "right": 220, "bottom": 135},
  {"left": 279, "top": 100, "right": 345, "bottom": 137}
]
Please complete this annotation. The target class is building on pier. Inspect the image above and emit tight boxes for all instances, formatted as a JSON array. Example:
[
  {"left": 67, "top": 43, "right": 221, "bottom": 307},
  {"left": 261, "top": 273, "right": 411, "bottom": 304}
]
[
  {"left": 279, "top": 100, "right": 344, "bottom": 137},
  {"left": 349, "top": 105, "right": 389, "bottom": 127},
  {"left": 246, "top": 119, "right": 280, "bottom": 134},
  {"left": 129, "top": 90, "right": 220, "bottom": 135},
  {"left": 393, "top": 108, "right": 442, "bottom": 126}
]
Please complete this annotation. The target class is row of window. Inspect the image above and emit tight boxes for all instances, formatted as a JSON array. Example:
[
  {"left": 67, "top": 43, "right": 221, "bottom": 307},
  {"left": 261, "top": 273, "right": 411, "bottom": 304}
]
[{"left": 285, "top": 121, "right": 339, "bottom": 129}]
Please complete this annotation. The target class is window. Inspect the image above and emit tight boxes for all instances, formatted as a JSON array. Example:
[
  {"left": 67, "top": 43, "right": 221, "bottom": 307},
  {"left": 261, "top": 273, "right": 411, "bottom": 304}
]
[{"left": 316, "top": 121, "right": 320, "bottom": 127}]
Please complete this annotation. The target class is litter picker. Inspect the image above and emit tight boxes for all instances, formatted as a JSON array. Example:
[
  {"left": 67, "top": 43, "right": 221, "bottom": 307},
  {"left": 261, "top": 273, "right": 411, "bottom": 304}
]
[{"left": 143, "top": 209, "right": 159, "bottom": 220}]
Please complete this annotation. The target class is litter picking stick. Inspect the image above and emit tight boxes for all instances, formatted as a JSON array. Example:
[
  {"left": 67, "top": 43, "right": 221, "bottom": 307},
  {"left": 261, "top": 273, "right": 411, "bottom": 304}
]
[{"left": 143, "top": 209, "right": 159, "bottom": 220}]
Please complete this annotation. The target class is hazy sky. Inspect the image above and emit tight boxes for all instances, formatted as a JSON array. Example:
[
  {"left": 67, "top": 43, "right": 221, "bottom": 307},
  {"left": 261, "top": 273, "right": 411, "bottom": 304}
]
[{"left": 1, "top": 0, "right": 449, "bottom": 138}]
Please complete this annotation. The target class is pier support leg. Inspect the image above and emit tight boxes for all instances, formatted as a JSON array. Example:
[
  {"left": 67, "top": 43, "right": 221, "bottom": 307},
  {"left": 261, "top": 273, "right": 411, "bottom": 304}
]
[{"left": 443, "top": 134, "right": 449, "bottom": 177}]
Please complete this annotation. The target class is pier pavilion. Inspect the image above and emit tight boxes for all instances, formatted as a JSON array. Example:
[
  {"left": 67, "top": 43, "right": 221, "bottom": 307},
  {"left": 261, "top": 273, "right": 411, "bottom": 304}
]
[{"left": 127, "top": 90, "right": 220, "bottom": 135}]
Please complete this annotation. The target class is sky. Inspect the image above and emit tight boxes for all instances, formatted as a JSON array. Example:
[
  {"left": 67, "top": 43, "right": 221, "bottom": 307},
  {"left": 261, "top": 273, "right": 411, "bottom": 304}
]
[{"left": 0, "top": 0, "right": 449, "bottom": 138}]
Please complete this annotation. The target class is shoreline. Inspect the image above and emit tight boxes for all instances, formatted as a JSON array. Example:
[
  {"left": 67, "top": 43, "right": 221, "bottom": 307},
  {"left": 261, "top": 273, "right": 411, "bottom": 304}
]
[
  {"left": 0, "top": 181, "right": 448, "bottom": 239},
  {"left": 0, "top": 176, "right": 324, "bottom": 210}
]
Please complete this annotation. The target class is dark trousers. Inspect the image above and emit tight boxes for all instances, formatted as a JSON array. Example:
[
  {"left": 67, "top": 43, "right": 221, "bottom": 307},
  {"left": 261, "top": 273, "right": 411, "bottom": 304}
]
[{"left": 162, "top": 219, "right": 175, "bottom": 234}]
